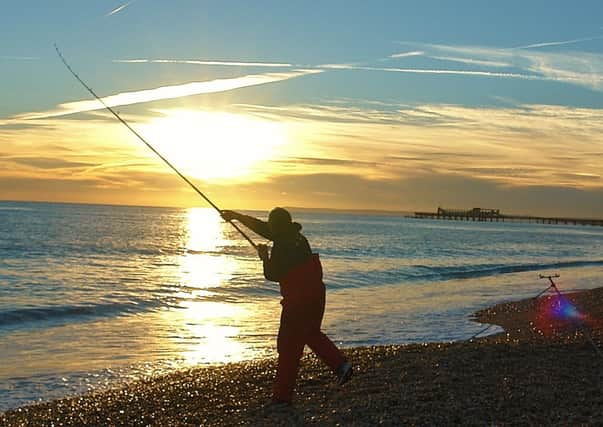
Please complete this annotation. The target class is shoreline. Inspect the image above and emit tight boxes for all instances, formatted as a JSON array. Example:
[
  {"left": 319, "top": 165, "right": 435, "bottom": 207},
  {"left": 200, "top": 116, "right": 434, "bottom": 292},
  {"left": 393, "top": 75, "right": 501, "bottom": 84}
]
[{"left": 2, "top": 288, "right": 603, "bottom": 426}]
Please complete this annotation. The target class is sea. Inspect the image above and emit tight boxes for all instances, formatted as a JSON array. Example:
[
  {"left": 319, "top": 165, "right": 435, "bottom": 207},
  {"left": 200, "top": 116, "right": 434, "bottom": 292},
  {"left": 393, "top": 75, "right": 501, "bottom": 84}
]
[{"left": 1, "top": 200, "right": 602, "bottom": 410}]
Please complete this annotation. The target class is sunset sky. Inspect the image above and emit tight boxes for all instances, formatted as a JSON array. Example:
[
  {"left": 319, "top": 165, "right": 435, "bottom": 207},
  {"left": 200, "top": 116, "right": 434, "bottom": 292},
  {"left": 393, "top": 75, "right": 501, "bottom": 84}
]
[{"left": 1, "top": 1, "right": 603, "bottom": 216}]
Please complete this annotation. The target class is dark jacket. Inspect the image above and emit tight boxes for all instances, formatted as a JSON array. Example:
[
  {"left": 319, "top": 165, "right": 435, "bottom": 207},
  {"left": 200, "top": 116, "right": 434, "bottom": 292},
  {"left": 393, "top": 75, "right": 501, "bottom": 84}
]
[
  {"left": 236, "top": 214, "right": 312, "bottom": 282},
  {"left": 236, "top": 214, "right": 325, "bottom": 304}
]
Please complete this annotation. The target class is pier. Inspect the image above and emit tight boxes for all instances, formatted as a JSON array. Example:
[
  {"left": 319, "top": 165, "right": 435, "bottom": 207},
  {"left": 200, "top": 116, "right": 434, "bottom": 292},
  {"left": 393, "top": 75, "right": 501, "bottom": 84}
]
[{"left": 414, "top": 207, "right": 603, "bottom": 227}]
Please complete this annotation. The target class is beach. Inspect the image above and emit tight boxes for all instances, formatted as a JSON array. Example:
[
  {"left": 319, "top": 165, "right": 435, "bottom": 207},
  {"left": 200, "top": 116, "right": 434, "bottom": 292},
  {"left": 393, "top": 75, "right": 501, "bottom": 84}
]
[
  {"left": 2, "top": 287, "right": 602, "bottom": 426},
  {"left": 5, "top": 202, "right": 603, "bottom": 411}
]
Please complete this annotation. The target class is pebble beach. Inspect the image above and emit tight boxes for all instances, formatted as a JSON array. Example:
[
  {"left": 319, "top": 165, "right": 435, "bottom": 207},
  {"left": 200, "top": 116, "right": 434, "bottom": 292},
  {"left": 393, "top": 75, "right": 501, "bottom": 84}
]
[{"left": 2, "top": 286, "right": 603, "bottom": 426}]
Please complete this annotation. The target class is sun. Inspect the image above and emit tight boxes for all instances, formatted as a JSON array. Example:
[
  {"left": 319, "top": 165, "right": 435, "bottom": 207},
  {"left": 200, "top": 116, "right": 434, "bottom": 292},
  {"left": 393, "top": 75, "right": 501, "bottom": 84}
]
[{"left": 139, "top": 108, "right": 288, "bottom": 181}]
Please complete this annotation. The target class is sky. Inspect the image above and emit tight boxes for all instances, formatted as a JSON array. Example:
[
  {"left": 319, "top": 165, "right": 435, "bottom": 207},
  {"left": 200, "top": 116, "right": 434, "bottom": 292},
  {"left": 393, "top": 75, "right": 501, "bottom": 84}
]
[{"left": 1, "top": 1, "right": 603, "bottom": 217}]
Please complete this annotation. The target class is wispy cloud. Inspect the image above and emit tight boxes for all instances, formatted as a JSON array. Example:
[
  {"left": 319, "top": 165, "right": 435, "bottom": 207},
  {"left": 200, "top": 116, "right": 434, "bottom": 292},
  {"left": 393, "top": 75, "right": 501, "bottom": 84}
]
[
  {"left": 235, "top": 101, "right": 603, "bottom": 188},
  {"left": 3, "top": 100, "right": 603, "bottom": 214},
  {"left": 392, "top": 41, "right": 603, "bottom": 91},
  {"left": 113, "top": 58, "right": 293, "bottom": 67},
  {"left": 112, "top": 36, "right": 603, "bottom": 92},
  {"left": 389, "top": 51, "right": 424, "bottom": 59},
  {"left": 7, "top": 157, "right": 94, "bottom": 170},
  {"left": 310, "top": 61, "right": 535, "bottom": 80},
  {"left": 282, "top": 157, "right": 378, "bottom": 168},
  {"left": 0, "top": 56, "right": 39, "bottom": 60},
  {"left": 515, "top": 35, "right": 603, "bottom": 49},
  {"left": 106, "top": 1, "right": 136, "bottom": 17},
  {"left": 14, "top": 69, "right": 322, "bottom": 120},
  {"left": 324, "top": 64, "right": 544, "bottom": 81},
  {"left": 428, "top": 55, "right": 511, "bottom": 68}
]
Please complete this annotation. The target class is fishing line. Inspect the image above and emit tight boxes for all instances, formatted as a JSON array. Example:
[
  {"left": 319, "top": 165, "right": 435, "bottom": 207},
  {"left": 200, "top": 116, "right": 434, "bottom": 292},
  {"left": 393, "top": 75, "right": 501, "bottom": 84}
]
[{"left": 54, "top": 44, "right": 257, "bottom": 249}]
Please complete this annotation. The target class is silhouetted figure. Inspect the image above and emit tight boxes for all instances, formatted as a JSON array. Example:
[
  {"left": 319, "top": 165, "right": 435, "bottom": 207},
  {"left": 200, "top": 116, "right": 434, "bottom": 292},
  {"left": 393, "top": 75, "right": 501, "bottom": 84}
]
[{"left": 221, "top": 207, "right": 353, "bottom": 405}]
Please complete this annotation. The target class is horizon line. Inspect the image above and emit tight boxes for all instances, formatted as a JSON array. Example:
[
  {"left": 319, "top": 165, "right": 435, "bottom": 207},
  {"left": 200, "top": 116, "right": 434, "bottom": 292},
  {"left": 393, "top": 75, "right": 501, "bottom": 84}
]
[{"left": 3, "top": 198, "right": 603, "bottom": 220}]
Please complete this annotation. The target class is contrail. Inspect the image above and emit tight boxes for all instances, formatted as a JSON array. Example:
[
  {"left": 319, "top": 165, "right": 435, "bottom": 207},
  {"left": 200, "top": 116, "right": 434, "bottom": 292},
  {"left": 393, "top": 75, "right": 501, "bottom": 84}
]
[
  {"left": 515, "top": 35, "right": 603, "bottom": 49},
  {"left": 359, "top": 66, "right": 599, "bottom": 85},
  {"left": 114, "top": 58, "right": 294, "bottom": 67},
  {"left": 106, "top": 0, "right": 136, "bottom": 17},
  {"left": 325, "top": 65, "right": 544, "bottom": 80},
  {"left": 389, "top": 40, "right": 603, "bottom": 90},
  {"left": 0, "top": 56, "right": 39, "bottom": 60},
  {"left": 15, "top": 69, "right": 322, "bottom": 120},
  {"left": 389, "top": 51, "right": 424, "bottom": 59},
  {"left": 428, "top": 56, "right": 511, "bottom": 68}
]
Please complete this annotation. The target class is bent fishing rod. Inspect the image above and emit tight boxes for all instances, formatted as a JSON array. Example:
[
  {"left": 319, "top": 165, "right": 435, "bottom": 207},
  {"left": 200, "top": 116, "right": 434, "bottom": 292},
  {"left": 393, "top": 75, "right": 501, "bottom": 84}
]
[{"left": 54, "top": 44, "right": 257, "bottom": 249}]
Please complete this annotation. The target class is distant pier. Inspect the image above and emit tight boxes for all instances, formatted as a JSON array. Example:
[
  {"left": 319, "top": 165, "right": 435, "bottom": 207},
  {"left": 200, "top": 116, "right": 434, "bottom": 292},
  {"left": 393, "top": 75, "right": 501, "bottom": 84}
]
[{"left": 414, "top": 207, "right": 603, "bottom": 227}]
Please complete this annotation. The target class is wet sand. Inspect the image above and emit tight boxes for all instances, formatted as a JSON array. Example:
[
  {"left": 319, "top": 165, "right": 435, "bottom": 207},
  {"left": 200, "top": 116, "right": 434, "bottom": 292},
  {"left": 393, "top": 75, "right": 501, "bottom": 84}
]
[{"left": 2, "top": 287, "right": 603, "bottom": 426}]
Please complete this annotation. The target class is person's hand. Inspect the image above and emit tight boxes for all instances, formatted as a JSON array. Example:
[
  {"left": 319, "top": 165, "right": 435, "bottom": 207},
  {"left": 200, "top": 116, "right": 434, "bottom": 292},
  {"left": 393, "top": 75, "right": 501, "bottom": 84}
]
[
  {"left": 220, "top": 210, "right": 238, "bottom": 222},
  {"left": 257, "top": 244, "right": 269, "bottom": 261}
]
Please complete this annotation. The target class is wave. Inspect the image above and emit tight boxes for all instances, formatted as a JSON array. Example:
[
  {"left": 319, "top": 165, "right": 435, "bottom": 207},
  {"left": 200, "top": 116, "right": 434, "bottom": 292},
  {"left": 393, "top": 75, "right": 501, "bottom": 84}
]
[
  {"left": 0, "top": 298, "right": 163, "bottom": 329},
  {"left": 3, "top": 243, "right": 254, "bottom": 260},
  {"left": 422, "top": 259, "right": 603, "bottom": 281},
  {"left": 327, "top": 259, "right": 603, "bottom": 288},
  {"left": 0, "top": 207, "right": 34, "bottom": 211},
  {"left": 0, "top": 245, "right": 170, "bottom": 259},
  {"left": 2, "top": 259, "right": 601, "bottom": 328}
]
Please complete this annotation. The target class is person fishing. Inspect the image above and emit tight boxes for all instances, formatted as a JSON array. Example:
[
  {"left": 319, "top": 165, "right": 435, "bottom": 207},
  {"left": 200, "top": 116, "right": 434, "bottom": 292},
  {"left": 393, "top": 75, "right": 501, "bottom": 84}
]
[
  {"left": 221, "top": 207, "right": 353, "bottom": 405},
  {"left": 55, "top": 44, "right": 351, "bottom": 408}
]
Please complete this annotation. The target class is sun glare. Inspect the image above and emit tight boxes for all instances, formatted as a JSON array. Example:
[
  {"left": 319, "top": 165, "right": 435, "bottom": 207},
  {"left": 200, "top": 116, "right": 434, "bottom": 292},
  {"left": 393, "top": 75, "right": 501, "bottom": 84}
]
[
  {"left": 140, "top": 109, "right": 288, "bottom": 181},
  {"left": 161, "top": 207, "right": 258, "bottom": 365},
  {"left": 186, "top": 208, "right": 228, "bottom": 253},
  {"left": 176, "top": 208, "right": 236, "bottom": 289}
]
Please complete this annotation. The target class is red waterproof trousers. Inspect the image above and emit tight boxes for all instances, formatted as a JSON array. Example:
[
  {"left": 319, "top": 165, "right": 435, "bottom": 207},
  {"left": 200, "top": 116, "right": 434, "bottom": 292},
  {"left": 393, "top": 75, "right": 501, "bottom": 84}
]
[{"left": 272, "top": 254, "right": 347, "bottom": 402}]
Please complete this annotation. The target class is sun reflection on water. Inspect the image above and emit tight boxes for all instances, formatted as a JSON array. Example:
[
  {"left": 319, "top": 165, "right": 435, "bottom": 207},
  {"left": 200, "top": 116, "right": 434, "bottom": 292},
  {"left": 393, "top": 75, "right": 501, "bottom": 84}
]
[
  {"left": 166, "top": 300, "right": 249, "bottom": 365},
  {"left": 178, "top": 252, "right": 236, "bottom": 289},
  {"left": 176, "top": 208, "right": 235, "bottom": 289},
  {"left": 185, "top": 208, "right": 228, "bottom": 253},
  {"left": 162, "top": 207, "right": 263, "bottom": 366}
]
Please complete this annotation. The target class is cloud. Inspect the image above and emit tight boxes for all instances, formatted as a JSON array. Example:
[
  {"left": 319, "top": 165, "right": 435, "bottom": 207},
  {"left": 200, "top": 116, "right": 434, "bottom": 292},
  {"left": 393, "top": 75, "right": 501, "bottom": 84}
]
[
  {"left": 113, "top": 58, "right": 294, "bottom": 67},
  {"left": 106, "top": 1, "right": 136, "bottom": 17},
  {"left": 310, "top": 63, "right": 563, "bottom": 84},
  {"left": 0, "top": 171, "right": 191, "bottom": 207},
  {"left": 317, "top": 63, "right": 359, "bottom": 70},
  {"left": 234, "top": 102, "right": 407, "bottom": 125},
  {"left": 520, "top": 50, "right": 603, "bottom": 90},
  {"left": 111, "top": 37, "right": 603, "bottom": 94},
  {"left": 428, "top": 56, "right": 512, "bottom": 68},
  {"left": 13, "top": 69, "right": 322, "bottom": 120},
  {"left": 0, "top": 56, "right": 39, "bottom": 61},
  {"left": 235, "top": 101, "right": 603, "bottom": 189},
  {"left": 389, "top": 51, "right": 424, "bottom": 59},
  {"left": 3, "top": 99, "right": 603, "bottom": 215},
  {"left": 392, "top": 41, "right": 603, "bottom": 91},
  {"left": 208, "top": 172, "right": 603, "bottom": 217},
  {"left": 514, "top": 35, "right": 603, "bottom": 49},
  {"left": 7, "top": 157, "right": 94, "bottom": 170},
  {"left": 352, "top": 65, "right": 543, "bottom": 80},
  {"left": 238, "top": 100, "right": 603, "bottom": 132},
  {"left": 116, "top": 54, "right": 536, "bottom": 84},
  {"left": 278, "top": 156, "right": 378, "bottom": 167}
]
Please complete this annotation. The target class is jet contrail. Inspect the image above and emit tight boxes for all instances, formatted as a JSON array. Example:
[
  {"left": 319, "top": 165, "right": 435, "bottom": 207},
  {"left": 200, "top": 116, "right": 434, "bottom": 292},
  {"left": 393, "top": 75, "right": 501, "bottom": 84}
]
[
  {"left": 324, "top": 65, "right": 544, "bottom": 80},
  {"left": 389, "top": 51, "right": 424, "bottom": 59},
  {"left": 106, "top": 0, "right": 136, "bottom": 17},
  {"left": 428, "top": 56, "right": 511, "bottom": 68},
  {"left": 114, "top": 58, "right": 293, "bottom": 67},
  {"left": 15, "top": 69, "right": 322, "bottom": 120},
  {"left": 515, "top": 35, "right": 603, "bottom": 49},
  {"left": 0, "top": 56, "right": 39, "bottom": 60}
]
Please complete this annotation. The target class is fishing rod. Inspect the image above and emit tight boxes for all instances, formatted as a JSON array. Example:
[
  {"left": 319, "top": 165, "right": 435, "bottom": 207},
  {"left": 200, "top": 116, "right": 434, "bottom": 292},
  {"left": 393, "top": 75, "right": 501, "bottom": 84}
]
[{"left": 54, "top": 44, "right": 257, "bottom": 249}]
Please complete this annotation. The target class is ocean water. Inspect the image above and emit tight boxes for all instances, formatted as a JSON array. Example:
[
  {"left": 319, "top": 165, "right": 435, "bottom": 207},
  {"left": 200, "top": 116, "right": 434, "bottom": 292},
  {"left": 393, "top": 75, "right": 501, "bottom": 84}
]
[{"left": 1, "top": 200, "right": 602, "bottom": 410}]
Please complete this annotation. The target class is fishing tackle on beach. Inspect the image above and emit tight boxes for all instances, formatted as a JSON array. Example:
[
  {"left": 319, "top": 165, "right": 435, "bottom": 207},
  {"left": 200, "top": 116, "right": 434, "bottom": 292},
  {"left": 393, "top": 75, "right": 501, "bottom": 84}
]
[{"left": 54, "top": 44, "right": 257, "bottom": 249}]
